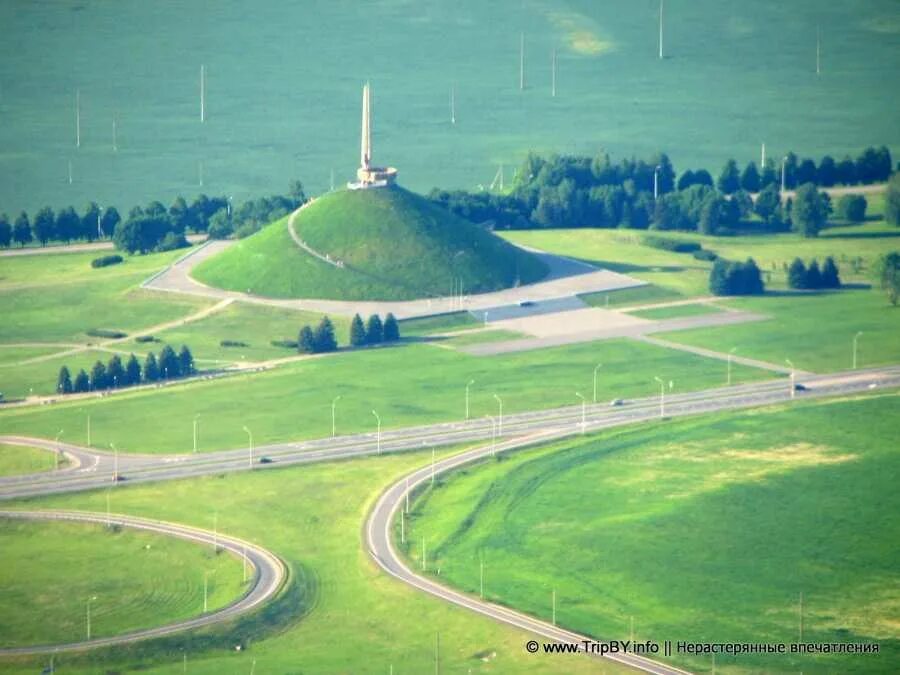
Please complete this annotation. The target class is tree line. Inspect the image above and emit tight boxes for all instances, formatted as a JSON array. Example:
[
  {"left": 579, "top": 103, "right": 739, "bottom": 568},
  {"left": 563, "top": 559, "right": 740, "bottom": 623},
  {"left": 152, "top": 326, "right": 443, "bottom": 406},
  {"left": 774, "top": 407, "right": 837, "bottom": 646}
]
[
  {"left": 428, "top": 146, "right": 894, "bottom": 237},
  {"left": 0, "top": 180, "right": 307, "bottom": 251},
  {"left": 56, "top": 345, "right": 195, "bottom": 394},
  {"left": 787, "top": 257, "right": 842, "bottom": 290},
  {"left": 295, "top": 314, "right": 401, "bottom": 354}
]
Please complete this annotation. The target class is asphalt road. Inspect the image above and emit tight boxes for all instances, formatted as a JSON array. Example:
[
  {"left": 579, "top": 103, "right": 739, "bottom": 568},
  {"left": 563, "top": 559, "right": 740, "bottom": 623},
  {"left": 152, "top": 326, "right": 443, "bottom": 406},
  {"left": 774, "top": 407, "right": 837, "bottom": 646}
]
[{"left": 0, "top": 509, "right": 285, "bottom": 655}]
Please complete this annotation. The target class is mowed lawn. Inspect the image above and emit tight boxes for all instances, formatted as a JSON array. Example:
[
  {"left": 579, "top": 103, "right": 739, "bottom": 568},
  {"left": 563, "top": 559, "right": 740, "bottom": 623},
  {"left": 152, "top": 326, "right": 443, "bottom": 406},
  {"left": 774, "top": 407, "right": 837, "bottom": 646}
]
[
  {"left": 0, "top": 518, "right": 245, "bottom": 647},
  {"left": 0, "top": 450, "right": 622, "bottom": 675},
  {"left": 0, "top": 349, "right": 122, "bottom": 399},
  {"left": 404, "top": 393, "right": 900, "bottom": 673},
  {"left": 0, "top": 248, "right": 213, "bottom": 344},
  {"left": 0, "top": 443, "right": 58, "bottom": 476},
  {"left": 659, "top": 288, "right": 900, "bottom": 373},
  {"left": 0, "top": 339, "right": 771, "bottom": 454}
]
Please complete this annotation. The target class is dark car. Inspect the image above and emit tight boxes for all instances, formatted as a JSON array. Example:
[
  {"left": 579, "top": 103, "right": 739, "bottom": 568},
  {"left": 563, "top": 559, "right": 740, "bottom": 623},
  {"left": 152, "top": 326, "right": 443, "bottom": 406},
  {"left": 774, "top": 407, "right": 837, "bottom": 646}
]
[
  {"left": 794, "top": 383, "right": 808, "bottom": 391},
  {"left": 259, "top": 456, "right": 274, "bottom": 464}
]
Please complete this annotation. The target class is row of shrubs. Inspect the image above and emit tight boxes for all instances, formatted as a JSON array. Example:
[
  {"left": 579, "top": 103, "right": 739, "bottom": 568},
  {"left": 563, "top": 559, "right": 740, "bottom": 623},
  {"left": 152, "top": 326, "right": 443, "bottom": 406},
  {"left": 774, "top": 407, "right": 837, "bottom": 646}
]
[
  {"left": 56, "top": 345, "right": 195, "bottom": 394},
  {"left": 788, "top": 257, "right": 842, "bottom": 290}
]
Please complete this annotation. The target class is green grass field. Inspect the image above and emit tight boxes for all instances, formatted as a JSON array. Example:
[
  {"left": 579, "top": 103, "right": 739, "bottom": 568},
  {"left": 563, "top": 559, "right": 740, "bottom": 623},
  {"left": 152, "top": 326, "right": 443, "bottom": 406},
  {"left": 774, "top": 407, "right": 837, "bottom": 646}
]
[
  {"left": 659, "top": 288, "right": 900, "bottom": 373},
  {"left": 580, "top": 284, "right": 685, "bottom": 308},
  {"left": 627, "top": 302, "right": 723, "bottom": 320},
  {"left": 440, "top": 329, "right": 526, "bottom": 347},
  {"left": 0, "top": 349, "right": 122, "bottom": 399},
  {"left": 0, "top": 443, "right": 59, "bottom": 476},
  {"left": 403, "top": 393, "right": 900, "bottom": 673},
  {"left": 1, "top": 2, "right": 897, "bottom": 215},
  {"left": 0, "top": 518, "right": 245, "bottom": 647},
  {"left": 0, "top": 449, "right": 622, "bottom": 675},
  {"left": 400, "top": 311, "right": 482, "bottom": 336},
  {"left": 195, "top": 188, "right": 547, "bottom": 300},
  {"left": 0, "top": 345, "right": 70, "bottom": 367},
  {"left": 0, "top": 339, "right": 771, "bottom": 455}
]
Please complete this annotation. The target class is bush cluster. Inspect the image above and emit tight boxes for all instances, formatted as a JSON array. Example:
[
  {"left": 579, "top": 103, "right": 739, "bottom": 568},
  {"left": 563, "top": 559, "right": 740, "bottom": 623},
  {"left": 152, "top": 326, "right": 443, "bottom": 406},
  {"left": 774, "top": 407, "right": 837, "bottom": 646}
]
[
  {"left": 643, "top": 236, "right": 701, "bottom": 253},
  {"left": 90, "top": 254, "right": 123, "bottom": 268},
  {"left": 86, "top": 328, "right": 128, "bottom": 339},
  {"left": 787, "top": 257, "right": 841, "bottom": 290},
  {"left": 56, "top": 345, "right": 195, "bottom": 394},
  {"left": 709, "top": 258, "right": 765, "bottom": 296}
]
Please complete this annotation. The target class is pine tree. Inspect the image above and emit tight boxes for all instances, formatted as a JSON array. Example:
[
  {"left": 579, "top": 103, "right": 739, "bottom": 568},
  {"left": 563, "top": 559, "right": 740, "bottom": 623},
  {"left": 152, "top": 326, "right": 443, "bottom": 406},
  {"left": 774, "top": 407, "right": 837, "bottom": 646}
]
[
  {"left": 821, "top": 257, "right": 841, "bottom": 289},
  {"left": 158, "top": 345, "right": 180, "bottom": 379},
  {"left": 717, "top": 159, "right": 741, "bottom": 195},
  {"left": 90, "top": 360, "right": 108, "bottom": 391},
  {"left": 106, "top": 355, "right": 126, "bottom": 388},
  {"left": 313, "top": 317, "right": 337, "bottom": 353},
  {"left": 366, "top": 314, "right": 384, "bottom": 344},
  {"left": 298, "top": 325, "right": 316, "bottom": 354},
  {"left": 57, "top": 366, "right": 73, "bottom": 394},
  {"left": 73, "top": 369, "right": 90, "bottom": 393},
  {"left": 144, "top": 353, "right": 160, "bottom": 382},
  {"left": 125, "top": 354, "right": 142, "bottom": 386},
  {"left": 806, "top": 259, "right": 823, "bottom": 289},
  {"left": 740, "top": 162, "right": 761, "bottom": 193},
  {"left": 349, "top": 314, "right": 367, "bottom": 347},
  {"left": 788, "top": 258, "right": 808, "bottom": 289},
  {"left": 178, "top": 345, "right": 195, "bottom": 376},
  {"left": 383, "top": 313, "right": 400, "bottom": 342}
]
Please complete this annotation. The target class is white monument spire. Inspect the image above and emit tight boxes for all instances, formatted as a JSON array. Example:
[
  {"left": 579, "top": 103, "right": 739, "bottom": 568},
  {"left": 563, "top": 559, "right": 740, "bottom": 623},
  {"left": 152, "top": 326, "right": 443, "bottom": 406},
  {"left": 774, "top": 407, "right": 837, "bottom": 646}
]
[
  {"left": 360, "top": 82, "right": 371, "bottom": 169},
  {"left": 350, "top": 82, "right": 397, "bottom": 189}
]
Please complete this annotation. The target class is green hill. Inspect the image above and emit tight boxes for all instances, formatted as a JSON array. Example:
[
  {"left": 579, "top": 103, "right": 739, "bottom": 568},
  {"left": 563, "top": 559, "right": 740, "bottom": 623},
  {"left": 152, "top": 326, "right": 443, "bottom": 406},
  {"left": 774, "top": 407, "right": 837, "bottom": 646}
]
[{"left": 192, "top": 187, "right": 548, "bottom": 301}]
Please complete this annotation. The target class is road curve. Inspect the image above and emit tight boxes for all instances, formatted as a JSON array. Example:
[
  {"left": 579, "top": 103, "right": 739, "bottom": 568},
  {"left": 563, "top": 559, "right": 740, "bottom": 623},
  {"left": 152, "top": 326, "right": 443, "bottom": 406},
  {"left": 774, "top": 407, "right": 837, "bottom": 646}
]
[
  {"left": 0, "top": 510, "right": 286, "bottom": 655},
  {"left": 366, "top": 430, "right": 692, "bottom": 675}
]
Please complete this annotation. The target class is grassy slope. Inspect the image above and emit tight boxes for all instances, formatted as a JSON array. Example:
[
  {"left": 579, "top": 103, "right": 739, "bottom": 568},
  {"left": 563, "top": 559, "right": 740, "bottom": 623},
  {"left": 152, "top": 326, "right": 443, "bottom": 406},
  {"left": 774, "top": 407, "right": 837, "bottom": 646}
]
[
  {"left": 0, "top": 346, "right": 68, "bottom": 366},
  {"left": 0, "top": 340, "right": 771, "bottom": 455},
  {"left": 0, "top": 519, "right": 244, "bottom": 646},
  {"left": 0, "top": 248, "right": 212, "bottom": 344},
  {"left": 194, "top": 188, "right": 547, "bottom": 301},
  {"left": 0, "top": 349, "right": 120, "bottom": 399},
  {"left": 0, "top": 450, "right": 620, "bottom": 675},
  {"left": 405, "top": 393, "right": 900, "bottom": 673},
  {"left": 121, "top": 301, "right": 351, "bottom": 365},
  {"left": 660, "top": 288, "right": 900, "bottom": 373},
  {"left": 0, "top": 443, "right": 58, "bottom": 476}
]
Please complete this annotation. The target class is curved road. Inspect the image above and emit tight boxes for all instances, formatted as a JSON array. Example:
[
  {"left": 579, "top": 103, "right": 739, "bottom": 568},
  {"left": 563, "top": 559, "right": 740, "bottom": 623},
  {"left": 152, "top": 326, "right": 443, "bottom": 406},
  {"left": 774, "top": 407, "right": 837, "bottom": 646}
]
[{"left": 0, "top": 509, "right": 286, "bottom": 655}]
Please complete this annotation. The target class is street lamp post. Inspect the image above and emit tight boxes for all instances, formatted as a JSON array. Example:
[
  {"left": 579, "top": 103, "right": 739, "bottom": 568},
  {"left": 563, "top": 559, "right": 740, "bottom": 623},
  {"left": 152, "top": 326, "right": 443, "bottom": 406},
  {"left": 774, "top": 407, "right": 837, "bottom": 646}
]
[
  {"left": 853, "top": 331, "right": 863, "bottom": 369},
  {"left": 465, "top": 379, "right": 475, "bottom": 421},
  {"left": 654, "top": 376, "right": 666, "bottom": 418},
  {"left": 331, "top": 395, "right": 341, "bottom": 437},
  {"left": 243, "top": 426, "right": 253, "bottom": 467},
  {"left": 86, "top": 596, "right": 97, "bottom": 640},
  {"left": 110, "top": 443, "right": 118, "bottom": 483},
  {"left": 593, "top": 363, "right": 602, "bottom": 403},
  {"left": 485, "top": 415, "right": 497, "bottom": 456},
  {"left": 372, "top": 410, "right": 381, "bottom": 455},
  {"left": 786, "top": 359, "right": 796, "bottom": 399},
  {"left": 727, "top": 347, "right": 737, "bottom": 386},
  {"left": 575, "top": 392, "right": 586, "bottom": 433},
  {"left": 193, "top": 415, "right": 200, "bottom": 453},
  {"left": 493, "top": 394, "right": 503, "bottom": 436}
]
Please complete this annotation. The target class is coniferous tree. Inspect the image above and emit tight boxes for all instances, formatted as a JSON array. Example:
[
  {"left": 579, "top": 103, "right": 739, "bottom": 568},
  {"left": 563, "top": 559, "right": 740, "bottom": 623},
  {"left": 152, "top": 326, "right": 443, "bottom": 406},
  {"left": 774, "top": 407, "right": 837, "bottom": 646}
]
[
  {"left": 788, "top": 258, "right": 808, "bottom": 289},
  {"left": 792, "top": 184, "right": 827, "bottom": 238},
  {"left": 144, "top": 352, "right": 160, "bottom": 382},
  {"left": 298, "top": 325, "right": 316, "bottom": 354},
  {"left": 313, "top": 317, "right": 337, "bottom": 353},
  {"left": 717, "top": 159, "right": 741, "bottom": 194},
  {"left": 73, "top": 369, "right": 90, "bottom": 393},
  {"left": 124, "top": 353, "right": 142, "bottom": 386},
  {"left": 806, "top": 259, "right": 823, "bottom": 289},
  {"left": 740, "top": 162, "right": 761, "bottom": 192},
  {"left": 365, "top": 315, "right": 384, "bottom": 344},
  {"left": 57, "top": 366, "right": 73, "bottom": 394},
  {"left": 821, "top": 257, "right": 841, "bottom": 289},
  {"left": 13, "top": 212, "right": 33, "bottom": 247},
  {"left": 158, "top": 345, "right": 180, "bottom": 379},
  {"left": 106, "top": 355, "right": 126, "bottom": 388},
  {"left": 383, "top": 313, "right": 400, "bottom": 342},
  {"left": 349, "top": 314, "right": 367, "bottom": 347},
  {"left": 32, "top": 207, "right": 56, "bottom": 245},
  {"left": 178, "top": 345, "right": 195, "bottom": 376},
  {"left": 0, "top": 213, "right": 11, "bottom": 248},
  {"left": 89, "top": 360, "right": 108, "bottom": 390}
]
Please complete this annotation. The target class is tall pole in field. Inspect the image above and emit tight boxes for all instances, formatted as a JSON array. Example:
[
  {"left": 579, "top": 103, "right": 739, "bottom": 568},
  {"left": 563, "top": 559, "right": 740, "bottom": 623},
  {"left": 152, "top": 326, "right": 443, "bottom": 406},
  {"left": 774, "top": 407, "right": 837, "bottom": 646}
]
[
  {"left": 853, "top": 331, "right": 863, "bottom": 369},
  {"left": 331, "top": 395, "right": 341, "bottom": 437},
  {"left": 243, "top": 426, "right": 253, "bottom": 467},
  {"left": 193, "top": 415, "right": 199, "bottom": 453},
  {"left": 593, "top": 363, "right": 602, "bottom": 403},
  {"left": 86, "top": 596, "right": 97, "bottom": 639},
  {"left": 200, "top": 65, "right": 206, "bottom": 122},
  {"left": 372, "top": 410, "right": 381, "bottom": 455},
  {"left": 519, "top": 32, "right": 525, "bottom": 90},
  {"left": 761, "top": 142, "right": 766, "bottom": 169},
  {"left": 654, "top": 376, "right": 665, "bottom": 418},
  {"left": 658, "top": 0, "right": 664, "bottom": 60},
  {"left": 75, "top": 89, "right": 81, "bottom": 148},
  {"left": 493, "top": 394, "right": 503, "bottom": 436},
  {"left": 465, "top": 379, "right": 475, "bottom": 421},
  {"left": 575, "top": 392, "right": 586, "bottom": 433},
  {"left": 786, "top": 359, "right": 796, "bottom": 399},
  {"left": 551, "top": 47, "right": 557, "bottom": 97}
]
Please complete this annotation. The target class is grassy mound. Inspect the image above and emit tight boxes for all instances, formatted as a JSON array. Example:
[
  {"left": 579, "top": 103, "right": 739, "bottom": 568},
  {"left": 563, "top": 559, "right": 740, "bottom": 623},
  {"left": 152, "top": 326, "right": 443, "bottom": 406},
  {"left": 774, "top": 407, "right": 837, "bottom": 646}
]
[{"left": 193, "top": 187, "right": 547, "bottom": 301}]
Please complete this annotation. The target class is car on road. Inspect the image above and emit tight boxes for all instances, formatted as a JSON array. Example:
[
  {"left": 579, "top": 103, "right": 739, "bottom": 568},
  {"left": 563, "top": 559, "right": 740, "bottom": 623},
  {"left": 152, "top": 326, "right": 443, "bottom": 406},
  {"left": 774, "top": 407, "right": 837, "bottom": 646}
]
[
  {"left": 259, "top": 456, "right": 274, "bottom": 464},
  {"left": 518, "top": 300, "right": 535, "bottom": 307},
  {"left": 794, "top": 383, "right": 808, "bottom": 391},
  {"left": 610, "top": 399, "right": 625, "bottom": 406}
]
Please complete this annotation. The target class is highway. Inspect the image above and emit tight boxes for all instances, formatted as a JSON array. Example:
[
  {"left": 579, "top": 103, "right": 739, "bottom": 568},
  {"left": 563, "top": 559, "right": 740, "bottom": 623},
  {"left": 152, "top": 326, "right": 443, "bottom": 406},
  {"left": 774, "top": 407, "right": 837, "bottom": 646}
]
[{"left": 0, "top": 509, "right": 285, "bottom": 656}]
